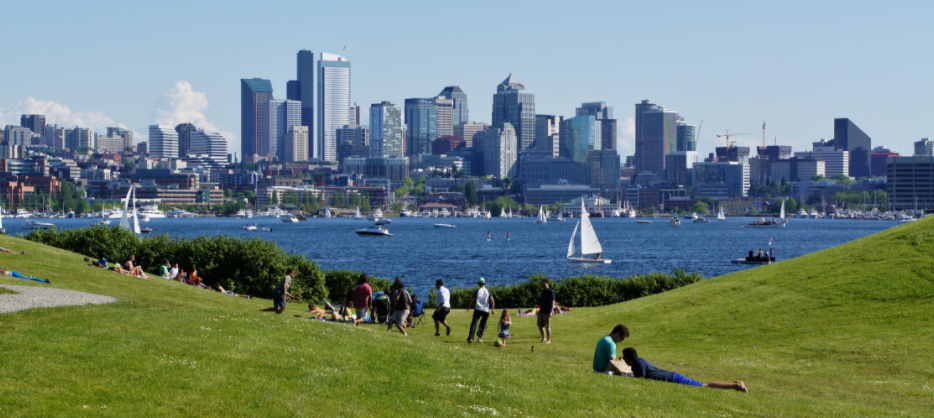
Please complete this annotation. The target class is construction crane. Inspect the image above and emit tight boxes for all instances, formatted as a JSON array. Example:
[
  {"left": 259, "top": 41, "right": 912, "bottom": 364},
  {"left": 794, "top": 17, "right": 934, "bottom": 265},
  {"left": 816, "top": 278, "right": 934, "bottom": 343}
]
[
  {"left": 716, "top": 130, "right": 752, "bottom": 150},
  {"left": 762, "top": 120, "right": 766, "bottom": 148},
  {"left": 695, "top": 120, "right": 703, "bottom": 149}
]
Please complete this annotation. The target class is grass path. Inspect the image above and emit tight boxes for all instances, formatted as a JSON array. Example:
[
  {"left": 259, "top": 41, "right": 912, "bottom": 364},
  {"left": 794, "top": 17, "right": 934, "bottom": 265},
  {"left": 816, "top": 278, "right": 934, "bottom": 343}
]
[{"left": 1, "top": 218, "right": 933, "bottom": 417}]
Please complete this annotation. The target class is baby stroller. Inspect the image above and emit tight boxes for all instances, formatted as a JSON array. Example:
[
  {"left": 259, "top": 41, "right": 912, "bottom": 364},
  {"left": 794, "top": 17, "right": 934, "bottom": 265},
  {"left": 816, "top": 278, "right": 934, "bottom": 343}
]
[{"left": 373, "top": 292, "right": 391, "bottom": 324}]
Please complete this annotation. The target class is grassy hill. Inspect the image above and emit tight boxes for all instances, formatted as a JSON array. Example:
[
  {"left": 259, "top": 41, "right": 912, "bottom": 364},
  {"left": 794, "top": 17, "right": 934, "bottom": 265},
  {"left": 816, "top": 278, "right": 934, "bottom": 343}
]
[{"left": 1, "top": 218, "right": 933, "bottom": 417}]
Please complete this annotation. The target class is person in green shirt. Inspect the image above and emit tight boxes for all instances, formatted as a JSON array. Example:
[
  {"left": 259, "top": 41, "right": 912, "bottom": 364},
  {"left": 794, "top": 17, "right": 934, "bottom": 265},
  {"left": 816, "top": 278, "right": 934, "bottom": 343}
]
[
  {"left": 158, "top": 259, "right": 171, "bottom": 279},
  {"left": 593, "top": 324, "right": 630, "bottom": 374}
]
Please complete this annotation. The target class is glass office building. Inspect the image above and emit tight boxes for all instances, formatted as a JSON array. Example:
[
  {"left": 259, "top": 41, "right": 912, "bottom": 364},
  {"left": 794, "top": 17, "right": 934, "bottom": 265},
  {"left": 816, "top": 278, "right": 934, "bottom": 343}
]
[
  {"left": 560, "top": 115, "right": 596, "bottom": 164},
  {"left": 263, "top": 99, "right": 302, "bottom": 160},
  {"left": 492, "top": 74, "right": 535, "bottom": 153},
  {"left": 317, "top": 53, "right": 351, "bottom": 162},
  {"left": 240, "top": 78, "right": 274, "bottom": 159}
]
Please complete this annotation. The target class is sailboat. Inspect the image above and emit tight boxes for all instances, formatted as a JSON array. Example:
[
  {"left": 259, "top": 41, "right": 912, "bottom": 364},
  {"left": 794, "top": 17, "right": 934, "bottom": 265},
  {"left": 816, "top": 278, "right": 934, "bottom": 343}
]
[
  {"left": 119, "top": 187, "right": 132, "bottom": 230},
  {"left": 717, "top": 207, "right": 726, "bottom": 221},
  {"left": 324, "top": 207, "right": 332, "bottom": 218},
  {"left": 534, "top": 205, "right": 547, "bottom": 224},
  {"left": 132, "top": 187, "right": 142, "bottom": 234},
  {"left": 567, "top": 208, "right": 611, "bottom": 264},
  {"left": 0, "top": 203, "right": 5, "bottom": 234},
  {"left": 500, "top": 208, "right": 505, "bottom": 218},
  {"left": 507, "top": 209, "right": 513, "bottom": 218},
  {"left": 353, "top": 207, "right": 364, "bottom": 220},
  {"left": 780, "top": 201, "right": 787, "bottom": 223}
]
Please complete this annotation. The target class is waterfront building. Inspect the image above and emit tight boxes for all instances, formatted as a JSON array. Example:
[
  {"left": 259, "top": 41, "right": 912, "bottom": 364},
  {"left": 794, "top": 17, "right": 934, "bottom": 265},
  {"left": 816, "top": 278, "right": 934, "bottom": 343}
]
[
  {"left": 404, "top": 96, "right": 453, "bottom": 156},
  {"left": 914, "top": 138, "right": 933, "bottom": 156},
  {"left": 634, "top": 100, "right": 678, "bottom": 176},
  {"left": 175, "top": 123, "right": 197, "bottom": 156},
  {"left": 148, "top": 125, "right": 179, "bottom": 158},
  {"left": 535, "top": 115, "right": 561, "bottom": 157},
  {"left": 794, "top": 139, "right": 849, "bottom": 177},
  {"left": 693, "top": 161, "right": 750, "bottom": 198},
  {"left": 492, "top": 74, "right": 535, "bottom": 152},
  {"left": 666, "top": 151, "right": 698, "bottom": 186},
  {"left": 561, "top": 195, "right": 619, "bottom": 217},
  {"left": 189, "top": 130, "right": 228, "bottom": 163},
  {"left": 676, "top": 118, "right": 697, "bottom": 151},
  {"left": 483, "top": 123, "right": 518, "bottom": 179},
  {"left": 439, "top": 86, "right": 468, "bottom": 126},
  {"left": 560, "top": 115, "right": 596, "bottom": 164},
  {"left": 369, "top": 102, "right": 404, "bottom": 158},
  {"left": 588, "top": 149, "right": 621, "bottom": 195},
  {"left": 871, "top": 146, "right": 898, "bottom": 177},
  {"left": 887, "top": 156, "right": 934, "bottom": 210},
  {"left": 263, "top": 99, "right": 302, "bottom": 160},
  {"left": 523, "top": 184, "right": 599, "bottom": 207},
  {"left": 317, "top": 53, "right": 351, "bottom": 162},
  {"left": 832, "top": 118, "right": 871, "bottom": 178},
  {"left": 240, "top": 78, "right": 274, "bottom": 160},
  {"left": 453, "top": 122, "right": 488, "bottom": 148}
]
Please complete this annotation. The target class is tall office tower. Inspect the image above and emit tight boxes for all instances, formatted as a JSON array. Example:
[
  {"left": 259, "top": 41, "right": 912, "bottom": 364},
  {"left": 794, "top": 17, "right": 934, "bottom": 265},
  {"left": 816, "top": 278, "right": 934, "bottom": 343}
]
[
  {"left": 175, "top": 123, "right": 197, "bottom": 156},
  {"left": 439, "top": 86, "right": 469, "bottom": 126},
  {"left": 666, "top": 151, "right": 699, "bottom": 186},
  {"left": 589, "top": 149, "right": 622, "bottom": 194},
  {"left": 284, "top": 126, "right": 309, "bottom": 162},
  {"left": 483, "top": 123, "right": 518, "bottom": 179},
  {"left": 240, "top": 78, "right": 274, "bottom": 160},
  {"left": 454, "top": 122, "right": 489, "bottom": 148},
  {"left": 20, "top": 114, "right": 45, "bottom": 143},
  {"left": 559, "top": 116, "right": 596, "bottom": 164},
  {"left": 369, "top": 102, "right": 404, "bottom": 158},
  {"left": 832, "top": 118, "right": 871, "bottom": 178},
  {"left": 492, "top": 74, "right": 535, "bottom": 152},
  {"left": 263, "top": 99, "right": 302, "bottom": 160},
  {"left": 67, "top": 127, "right": 94, "bottom": 149},
  {"left": 676, "top": 118, "right": 697, "bottom": 151},
  {"left": 189, "top": 130, "right": 228, "bottom": 162},
  {"left": 535, "top": 115, "right": 562, "bottom": 157},
  {"left": 404, "top": 98, "right": 437, "bottom": 156},
  {"left": 106, "top": 127, "right": 135, "bottom": 150},
  {"left": 45, "top": 125, "right": 65, "bottom": 150},
  {"left": 576, "top": 102, "right": 616, "bottom": 151},
  {"left": 337, "top": 125, "right": 370, "bottom": 157},
  {"left": 634, "top": 100, "right": 677, "bottom": 176},
  {"left": 149, "top": 125, "right": 179, "bottom": 158},
  {"left": 625, "top": 155, "right": 635, "bottom": 168},
  {"left": 914, "top": 138, "right": 933, "bottom": 156},
  {"left": 286, "top": 80, "right": 301, "bottom": 101},
  {"left": 297, "top": 50, "right": 315, "bottom": 154},
  {"left": 576, "top": 102, "right": 613, "bottom": 119},
  {"left": 317, "top": 53, "right": 351, "bottom": 162},
  {"left": 350, "top": 103, "right": 361, "bottom": 125}
]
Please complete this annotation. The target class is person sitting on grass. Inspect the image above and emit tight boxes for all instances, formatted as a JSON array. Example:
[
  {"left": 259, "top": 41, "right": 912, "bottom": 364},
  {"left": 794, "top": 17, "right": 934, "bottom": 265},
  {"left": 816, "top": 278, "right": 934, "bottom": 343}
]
[
  {"left": 593, "top": 324, "right": 631, "bottom": 375},
  {"left": 0, "top": 267, "right": 49, "bottom": 284},
  {"left": 189, "top": 267, "right": 203, "bottom": 287},
  {"left": 621, "top": 347, "right": 748, "bottom": 392},
  {"left": 497, "top": 308, "right": 512, "bottom": 345},
  {"left": 169, "top": 263, "right": 179, "bottom": 280},
  {"left": 85, "top": 256, "right": 108, "bottom": 268},
  {"left": 0, "top": 246, "right": 26, "bottom": 255},
  {"left": 211, "top": 282, "right": 252, "bottom": 299},
  {"left": 159, "top": 259, "right": 172, "bottom": 279},
  {"left": 123, "top": 255, "right": 150, "bottom": 279}
]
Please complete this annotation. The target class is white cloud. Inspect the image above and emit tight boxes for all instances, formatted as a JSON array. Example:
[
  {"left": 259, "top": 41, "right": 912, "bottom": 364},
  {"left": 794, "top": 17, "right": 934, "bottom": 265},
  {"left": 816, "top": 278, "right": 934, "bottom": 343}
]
[
  {"left": 0, "top": 97, "right": 130, "bottom": 134},
  {"left": 151, "top": 81, "right": 235, "bottom": 145},
  {"left": 616, "top": 117, "right": 635, "bottom": 156}
]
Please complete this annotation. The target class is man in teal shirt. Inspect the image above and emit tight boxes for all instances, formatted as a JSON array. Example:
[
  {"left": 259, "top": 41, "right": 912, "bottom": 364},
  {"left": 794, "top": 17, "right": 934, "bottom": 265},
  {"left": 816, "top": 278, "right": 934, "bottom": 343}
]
[{"left": 593, "top": 324, "right": 630, "bottom": 374}]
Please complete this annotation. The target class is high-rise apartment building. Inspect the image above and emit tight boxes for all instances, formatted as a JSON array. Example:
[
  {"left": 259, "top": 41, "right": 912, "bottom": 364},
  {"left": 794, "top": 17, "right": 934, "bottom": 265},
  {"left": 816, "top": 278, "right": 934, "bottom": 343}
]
[
  {"left": 794, "top": 139, "right": 850, "bottom": 177},
  {"left": 676, "top": 118, "right": 697, "bottom": 151},
  {"left": 439, "top": 86, "right": 468, "bottom": 126},
  {"left": 914, "top": 138, "right": 933, "bottom": 156},
  {"left": 4, "top": 126, "right": 33, "bottom": 146},
  {"left": 832, "top": 118, "right": 871, "bottom": 178},
  {"left": 369, "top": 102, "right": 404, "bottom": 158},
  {"left": 492, "top": 74, "right": 535, "bottom": 153},
  {"left": 634, "top": 100, "right": 678, "bottom": 176},
  {"left": 240, "top": 78, "right": 274, "bottom": 160},
  {"left": 45, "top": 125, "right": 65, "bottom": 150},
  {"left": 175, "top": 123, "right": 197, "bottom": 156},
  {"left": 317, "top": 53, "right": 351, "bottom": 162},
  {"left": 535, "top": 115, "right": 562, "bottom": 157},
  {"left": 20, "top": 115, "right": 45, "bottom": 143},
  {"left": 96, "top": 135, "right": 125, "bottom": 153},
  {"left": 284, "top": 126, "right": 309, "bottom": 162},
  {"left": 454, "top": 122, "right": 489, "bottom": 148},
  {"left": 297, "top": 49, "right": 315, "bottom": 157},
  {"left": 189, "top": 130, "right": 228, "bottom": 162},
  {"left": 263, "top": 99, "right": 302, "bottom": 160},
  {"left": 149, "top": 125, "right": 179, "bottom": 158},
  {"left": 404, "top": 96, "right": 453, "bottom": 156},
  {"left": 483, "top": 123, "right": 518, "bottom": 179},
  {"left": 560, "top": 116, "right": 596, "bottom": 164},
  {"left": 67, "top": 127, "right": 94, "bottom": 150},
  {"left": 106, "top": 127, "right": 135, "bottom": 150}
]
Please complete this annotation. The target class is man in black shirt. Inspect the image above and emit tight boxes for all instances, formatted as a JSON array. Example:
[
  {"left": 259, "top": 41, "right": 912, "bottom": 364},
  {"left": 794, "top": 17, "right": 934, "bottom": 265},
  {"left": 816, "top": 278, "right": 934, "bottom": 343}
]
[
  {"left": 538, "top": 279, "right": 556, "bottom": 343},
  {"left": 622, "top": 348, "right": 747, "bottom": 392}
]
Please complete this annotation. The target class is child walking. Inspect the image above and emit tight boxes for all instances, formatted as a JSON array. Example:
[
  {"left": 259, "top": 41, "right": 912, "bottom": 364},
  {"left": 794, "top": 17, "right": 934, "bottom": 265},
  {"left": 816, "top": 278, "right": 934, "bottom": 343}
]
[{"left": 497, "top": 308, "right": 512, "bottom": 346}]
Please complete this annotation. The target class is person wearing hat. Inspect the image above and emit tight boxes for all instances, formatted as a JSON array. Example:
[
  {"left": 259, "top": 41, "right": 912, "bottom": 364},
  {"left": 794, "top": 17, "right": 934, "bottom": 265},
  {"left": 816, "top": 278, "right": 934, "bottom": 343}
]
[
  {"left": 159, "top": 259, "right": 172, "bottom": 279},
  {"left": 466, "top": 277, "right": 495, "bottom": 343}
]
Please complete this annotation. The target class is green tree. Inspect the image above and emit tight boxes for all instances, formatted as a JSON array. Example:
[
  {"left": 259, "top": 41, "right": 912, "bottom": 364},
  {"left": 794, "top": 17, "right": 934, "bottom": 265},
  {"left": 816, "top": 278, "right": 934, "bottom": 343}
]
[
  {"left": 502, "top": 177, "right": 511, "bottom": 193},
  {"left": 465, "top": 180, "right": 478, "bottom": 207},
  {"left": 690, "top": 202, "right": 709, "bottom": 215},
  {"left": 449, "top": 183, "right": 465, "bottom": 193},
  {"left": 332, "top": 193, "right": 345, "bottom": 208},
  {"left": 785, "top": 197, "right": 798, "bottom": 214},
  {"left": 644, "top": 207, "right": 656, "bottom": 216},
  {"left": 270, "top": 192, "right": 279, "bottom": 205},
  {"left": 811, "top": 174, "right": 826, "bottom": 182},
  {"left": 832, "top": 174, "right": 855, "bottom": 186}
]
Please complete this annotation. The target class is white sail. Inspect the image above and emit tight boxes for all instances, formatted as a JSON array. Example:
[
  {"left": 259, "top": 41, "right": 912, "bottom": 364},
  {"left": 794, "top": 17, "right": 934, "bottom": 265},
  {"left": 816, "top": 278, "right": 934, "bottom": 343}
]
[
  {"left": 780, "top": 201, "right": 786, "bottom": 219},
  {"left": 567, "top": 221, "right": 579, "bottom": 258},
  {"left": 324, "top": 207, "right": 331, "bottom": 218},
  {"left": 579, "top": 210, "right": 604, "bottom": 256},
  {"left": 717, "top": 206, "right": 726, "bottom": 221},
  {"left": 536, "top": 205, "right": 547, "bottom": 223},
  {"left": 0, "top": 205, "right": 4, "bottom": 229},
  {"left": 508, "top": 209, "right": 513, "bottom": 218},
  {"left": 132, "top": 187, "right": 141, "bottom": 234},
  {"left": 500, "top": 208, "right": 505, "bottom": 218},
  {"left": 119, "top": 187, "right": 132, "bottom": 230}
]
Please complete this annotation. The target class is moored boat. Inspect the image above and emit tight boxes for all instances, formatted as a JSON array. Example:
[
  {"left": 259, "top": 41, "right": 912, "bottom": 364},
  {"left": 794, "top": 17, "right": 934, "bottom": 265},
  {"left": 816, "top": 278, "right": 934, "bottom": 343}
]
[{"left": 355, "top": 225, "right": 392, "bottom": 236}]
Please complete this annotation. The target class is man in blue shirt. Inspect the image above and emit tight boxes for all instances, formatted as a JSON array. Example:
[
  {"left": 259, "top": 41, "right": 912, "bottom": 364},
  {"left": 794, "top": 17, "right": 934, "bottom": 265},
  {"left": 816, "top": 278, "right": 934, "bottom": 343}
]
[
  {"left": 593, "top": 324, "right": 630, "bottom": 374},
  {"left": 622, "top": 347, "right": 748, "bottom": 392}
]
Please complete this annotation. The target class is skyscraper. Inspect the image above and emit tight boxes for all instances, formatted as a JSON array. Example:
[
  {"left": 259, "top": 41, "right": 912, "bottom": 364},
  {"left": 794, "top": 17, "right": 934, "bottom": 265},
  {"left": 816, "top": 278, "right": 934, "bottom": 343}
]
[
  {"left": 370, "top": 101, "right": 404, "bottom": 158},
  {"left": 404, "top": 98, "right": 437, "bottom": 156},
  {"left": 576, "top": 102, "right": 617, "bottom": 151},
  {"left": 492, "top": 74, "right": 535, "bottom": 152},
  {"left": 454, "top": 122, "right": 489, "bottom": 148},
  {"left": 439, "top": 86, "right": 468, "bottom": 126},
  {"left": 286, "top": 80, "right": 301, "bottom": 101},
  {"left": 588, "top": 149, "right": 622, "bottom": 195},
  {"left": 559, "top": 116, "right": 596, "bottom": 164},
  {"left": 676, "top": 118, "right": 696, "bottom": 151},
  {"left": 832, "top": 118, "right": 871, "bottom": 178},
  {"left": 189, "top": 130, "right": 228, "bottom": 163},
  {"left": 634, "top": 100, "right": 678, "bottom": 176},
  {"left": 317, "top": 53, "right": 351, "bottom": 162},
  {"left": 149, "top": 125, "right": 178, "bottom": 158},
  {"left": 20, "top": 114, "right": 45, "bottom": 142},
  {"left": 483, "top": 123, "right": 518, "bottom": 179},
  {"left": 535, "top": 115, "right": 562, "bottom": 157},
  {"left": 284, "top": 126, "right": 309, "bottom": 162},
  {"left": 297, "top": 49, "right": 315, "bottom": 157},
  {"left": 240, "top": 78, "right": 274, "bottom": 160},
  {"left": 263, "top": 99, "right": 302, "bottom": 160},
  {"left": 175, "top": 123, "right": 197, "bottom": 156}
]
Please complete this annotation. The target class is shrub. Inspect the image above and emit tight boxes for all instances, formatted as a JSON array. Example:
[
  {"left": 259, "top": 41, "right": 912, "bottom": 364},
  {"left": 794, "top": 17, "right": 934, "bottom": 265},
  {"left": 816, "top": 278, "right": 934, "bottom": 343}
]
[
  {"left": 23, "top": 226, "right": 327, "bottom": 301},
  {"left": 322, "top": 269, "right": 393, "bottom": 303}
]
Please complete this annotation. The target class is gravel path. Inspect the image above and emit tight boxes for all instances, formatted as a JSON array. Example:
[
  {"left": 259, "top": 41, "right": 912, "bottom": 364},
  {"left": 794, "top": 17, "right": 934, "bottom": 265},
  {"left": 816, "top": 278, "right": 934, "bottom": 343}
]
[{"left": 0, "top": 284, "right": 117, "bottom": 314}]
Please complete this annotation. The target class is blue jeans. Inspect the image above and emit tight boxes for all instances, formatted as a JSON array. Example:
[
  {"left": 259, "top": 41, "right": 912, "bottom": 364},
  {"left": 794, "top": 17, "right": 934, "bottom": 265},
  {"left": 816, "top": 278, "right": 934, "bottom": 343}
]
[
  {"left": 671, "top": 373, "right": 703, "bottom": 386},
  {"left": 468, "top": 310, "right": 489, "bottom": 341}
]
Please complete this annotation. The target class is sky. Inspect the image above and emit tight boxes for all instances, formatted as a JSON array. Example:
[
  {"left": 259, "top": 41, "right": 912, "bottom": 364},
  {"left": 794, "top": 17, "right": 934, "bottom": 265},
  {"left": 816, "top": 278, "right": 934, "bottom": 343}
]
[{"left": 2, "top": 0, "right": 932, "bottom": 159}]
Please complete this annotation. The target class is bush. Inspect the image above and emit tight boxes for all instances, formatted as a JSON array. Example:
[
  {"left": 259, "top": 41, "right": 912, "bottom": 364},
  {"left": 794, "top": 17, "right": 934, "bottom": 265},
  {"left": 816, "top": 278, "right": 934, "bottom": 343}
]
[
  {"left": 323, "top": 269, "right": 393, "bottom": 303},
  {"left": 449, "top": 269, "right": 702, "bottom": 309},
  {"left": 23, "top": 226, "right": 327, "bottom": 301}
]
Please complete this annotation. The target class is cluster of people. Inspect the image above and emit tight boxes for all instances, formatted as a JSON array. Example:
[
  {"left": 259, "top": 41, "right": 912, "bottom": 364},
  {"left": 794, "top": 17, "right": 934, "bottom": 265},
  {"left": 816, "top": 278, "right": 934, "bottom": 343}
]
[
  {"left": 593, "top": 324, "right": 747, "bottom": 392},
  {"left": 88, "top": 255, "right": 252, "bottom": 298},
  {"left": 746, "top": 248, "right": 775, "bottom": 262},
  {"left": 90, "top": 254, "right": 150, "bottom": 279}
]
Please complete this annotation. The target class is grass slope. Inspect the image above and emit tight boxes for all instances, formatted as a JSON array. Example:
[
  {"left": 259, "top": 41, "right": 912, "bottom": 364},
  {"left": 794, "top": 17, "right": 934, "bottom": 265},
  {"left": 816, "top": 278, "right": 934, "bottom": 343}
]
[{"left": 1, "top": 219, "right": 933, "bottom": 417}]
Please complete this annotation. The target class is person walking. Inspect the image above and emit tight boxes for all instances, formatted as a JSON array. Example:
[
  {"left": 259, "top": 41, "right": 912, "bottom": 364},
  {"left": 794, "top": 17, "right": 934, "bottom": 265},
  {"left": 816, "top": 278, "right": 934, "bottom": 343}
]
[
  {"left": 272, "top": 268, "right": 301, "bottom": 314},
  {"left": 466, "top": 277, "right": 495, "bottom": 343},
  {"left": 389, "top": 282, "right": 412, "bottom": 335},
  {"left": 353, "top": 274, "right": 373, "bottom": 326},
  {"left": 538, "top": 279, "right": 556, "bottom": 343},
  {"left": 433, "top": 279, "right": 451, "bottom": 336}
]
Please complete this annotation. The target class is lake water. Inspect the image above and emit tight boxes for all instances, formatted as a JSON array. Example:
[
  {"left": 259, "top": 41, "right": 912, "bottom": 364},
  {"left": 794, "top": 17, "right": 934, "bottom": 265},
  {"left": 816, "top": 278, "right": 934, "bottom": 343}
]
[{"left": 5, "top": 215, "right": 899, "bottom": 295}]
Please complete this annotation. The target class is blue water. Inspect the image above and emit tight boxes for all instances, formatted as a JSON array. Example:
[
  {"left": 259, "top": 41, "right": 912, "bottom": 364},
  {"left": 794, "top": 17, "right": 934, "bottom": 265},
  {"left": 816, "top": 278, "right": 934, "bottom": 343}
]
[{"left": 5, "top": 216, "right": 898, "bottom": 294}]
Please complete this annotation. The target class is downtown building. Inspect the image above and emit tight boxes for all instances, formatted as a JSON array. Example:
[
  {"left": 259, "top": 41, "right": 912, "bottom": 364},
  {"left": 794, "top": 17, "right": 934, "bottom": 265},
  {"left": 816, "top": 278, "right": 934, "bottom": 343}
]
[
  {"left": 284, "top": 126, "right": 309, "bottom": 163},
  {"left": 404, "top": 96, "right": 452, "bottom": 156},
  {"left": 676, "top": 118, "right": 697, "bottom": 151},
  {"left": 693, "top": 161, "right": 750, "bottom": 198},
  {"left": 439, "top": 86, "right": 468, "bottom": 126},
  {"left": 189, "top": 130, "right": 228, "bottom": 163},
  {"left": 871, "top": 146, "right": 899, "bottom": 177},
  {"left": 535, "top": 115, "right": 561, "bottom": 157},
  {"left": 831, "top": 118, "right": 872, "bottom": 178},
  {"left": 149, "top": 125, "right": 179, "bottom": 158},
  {"left": 240, "top": 78, "right": 275, "bottom": 161},
  {"left": 576, "top": 102, "right": 617, "bottom": 151},
  {"left": 794, "top": 139, "right": 850, "bottom": 177},
  {"left": 454, "top": 122, "right": 488, "bottom": 148},
  {"left": 634, "top": 100, "right": 678, "bottom": 178},
  {"left": 263, "top": 99, "right": 302, "bottom": 160},
  {"left": 369, "top": 101, "right": 404, "bottom": 158},
  {"left": 559, "top": 115, "right": 596, "bottom": 164},
  {"left": 492, "top": 74, "right": 535, "bottom": 153},
  {"left": 483, "top": 123, "right": 518, "bottom": 179},
  {"left": 887, "top": 156, "right": 934, "bottom": 210},
  {"left": 317, "top": 53, "right": 351, "bottom": 162}
]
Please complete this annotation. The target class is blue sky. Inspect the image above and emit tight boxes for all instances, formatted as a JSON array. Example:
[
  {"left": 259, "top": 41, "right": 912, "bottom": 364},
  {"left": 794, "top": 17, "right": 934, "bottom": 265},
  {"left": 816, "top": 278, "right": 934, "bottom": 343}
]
[{"left": 1, "top": 0, "right": 931, "bottom": 158}]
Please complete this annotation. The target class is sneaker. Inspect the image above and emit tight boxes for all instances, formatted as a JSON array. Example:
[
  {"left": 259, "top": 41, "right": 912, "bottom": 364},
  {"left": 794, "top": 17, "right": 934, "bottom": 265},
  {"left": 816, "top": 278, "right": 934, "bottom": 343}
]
[
  {"left": 467, "top": 339, "right": 473, "bottom": 344},
  {"left": 45, "top": 279, "right": 51, "bottom": 284},
  {"left": 478, "top": 339, "right": 484, "bottom": 343},
  {"left": 434, "top": 333, "right": 441, "bottom": 336},
  {"left": 446, "top": 325, "right": 451, "bottom": 336}
]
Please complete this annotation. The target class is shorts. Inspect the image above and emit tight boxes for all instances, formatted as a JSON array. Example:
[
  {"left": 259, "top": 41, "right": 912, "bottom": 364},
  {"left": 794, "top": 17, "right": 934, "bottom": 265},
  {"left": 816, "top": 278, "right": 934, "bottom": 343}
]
[
  {"left": 273, "top": 290, "right": 286, "bottom": 309},
  {"left": 432, "top": 307, "right": 450, "bottom": 322},
  {"left": 537, "top": 313, "right": 551, "bottom": 328},
  {"left": 355, "top": 308, "right": 368, "bottom": 320},
  {"left": 391, "top": 309, "right": 409, "bottom": 326},
  {"left": 671, "top": 373, "right": 703, "bottom": 387}
]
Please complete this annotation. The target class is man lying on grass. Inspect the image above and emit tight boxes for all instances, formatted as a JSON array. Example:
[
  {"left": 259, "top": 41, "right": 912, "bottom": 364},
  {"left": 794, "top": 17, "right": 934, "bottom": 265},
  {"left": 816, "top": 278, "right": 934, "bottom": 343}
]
[{"left": 621, "top": 347, "right": 748, "bottom": 393}]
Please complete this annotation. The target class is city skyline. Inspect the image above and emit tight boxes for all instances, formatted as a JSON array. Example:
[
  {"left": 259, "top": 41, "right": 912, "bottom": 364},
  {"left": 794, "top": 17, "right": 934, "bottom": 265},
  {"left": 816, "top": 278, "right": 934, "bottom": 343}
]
[{"left": 1, "top": 1, "right": 932, "bottom": 159}]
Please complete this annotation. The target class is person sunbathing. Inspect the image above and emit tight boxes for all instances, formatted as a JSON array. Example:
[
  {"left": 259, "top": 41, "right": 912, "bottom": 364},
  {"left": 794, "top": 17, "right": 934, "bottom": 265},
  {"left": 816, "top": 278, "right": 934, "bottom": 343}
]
[
  {"left": 211, "top": 282, "right": 252, "bottom": 299},
  {"left": 621, "top": 347, "right": 747, "bottom": 392},
  {"left": 0, "top": 267, "right": 49, "bottom": 284},
  {"left": 0, "top": 247, "right": 26, "bottom": 255},
  {"left": 122, "top": 255, "right": 150, "bottom": 279}
]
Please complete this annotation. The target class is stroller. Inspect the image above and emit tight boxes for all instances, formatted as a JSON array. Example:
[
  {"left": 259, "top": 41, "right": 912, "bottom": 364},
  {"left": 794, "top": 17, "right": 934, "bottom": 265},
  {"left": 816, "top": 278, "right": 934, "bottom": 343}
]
[{"left": 373, "top": 292, "right": 391, "bottom": 324}]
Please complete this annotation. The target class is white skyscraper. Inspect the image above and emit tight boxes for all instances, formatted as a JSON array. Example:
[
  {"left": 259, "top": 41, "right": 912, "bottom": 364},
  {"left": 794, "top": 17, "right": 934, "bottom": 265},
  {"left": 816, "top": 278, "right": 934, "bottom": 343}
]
[
  {"left": 263, "top": 99, "right": 302, "bottom": 160},
  {"left": 369, "top": 101, "right": 404, "bottom": 158},
  {"left": 483, "top": 123, "right": 518, "bottom": 179},
  {"left": 189, "top": 130, "right": 228, "bottom": 163},
  {"left": 148, "top": 125, "right": 178, "bottom": 158},
  {"left": 317, "top": 53, "right": 351, "bottom": 162}
]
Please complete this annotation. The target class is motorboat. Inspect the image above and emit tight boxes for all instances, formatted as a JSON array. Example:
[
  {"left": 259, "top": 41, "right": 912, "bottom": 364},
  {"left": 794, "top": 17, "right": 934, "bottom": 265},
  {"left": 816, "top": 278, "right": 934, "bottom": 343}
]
[
  {"left": 693, "top": 216, "right": 711, "bottom": 223},
  {"left": 353, "top": 207, "right": 365, "bottom": 220},
  {"left": 23, "top": 220, "right": 55, "bottom": 230},
  {"left": 745, "top": 218, "right": 787, "bottom": 228},
  {"left": 439, "top": 208, "right": 452, "bottom": 218},
  {"left": 433, "top": 223, "right": 456, "bottom": 228},
  {"left": 400, "top": 209, "right": 415, "bottom": 217},
  {"left": 592, "top": 211, "right": 604, "bottom": 218},
  {"left": 243, "top": 224, "right": 258, "bottom": 231},
  {"left": 796, "top": 208, "right": 809, "bottom": 218},
  {"left": 375, "top": 218, "right": 392, "bottom": 225},
  {"left": 140, "top": 215, "right": 150, "bottom": 222},
  {"left": 140, "top": 227, "right": 153, "bottom": 233},
  {"left": 534, "top": 206, "right": 547, "bottom": 224},
  {"left": 138, "top": 205, "right": 167, "bottom": 218},
  {"left": 808, "top": 210, "right": 820, "bottom": 219},
  {"left": 14, "top": 209, "right": 33, "bottom": 218},
  {"left": 281, "top": 215, "right": 299, "bottom": 223},
  {"left": 637, "top": 220, "right": 653, "bottom": 224},
  {"left": 96, "top": 212, "right": 110, "bottom": 225},
  {"left": 669, "top": 217, "right": 681, "bottom": 227},
  {"left": 683, "top": 213, "right": 699, "bottom": 221},
  {"left": 355, "top": 225, "right": 392, "bottom": 236},
  {"left": 731, "top": 252, "right": 776, "bottom": 265},
  {"left": 566, "top": 209, "right": 611, "bottom": 264},
  {"left": 259, "top": 226, "right": 273, "bottom": 232}
]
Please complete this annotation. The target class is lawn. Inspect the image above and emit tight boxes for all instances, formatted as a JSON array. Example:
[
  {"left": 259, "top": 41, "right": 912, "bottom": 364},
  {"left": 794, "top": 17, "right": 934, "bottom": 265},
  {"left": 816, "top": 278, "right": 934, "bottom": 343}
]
[{"left": 1, "top": 217, "right": 933, "bottom": 417}]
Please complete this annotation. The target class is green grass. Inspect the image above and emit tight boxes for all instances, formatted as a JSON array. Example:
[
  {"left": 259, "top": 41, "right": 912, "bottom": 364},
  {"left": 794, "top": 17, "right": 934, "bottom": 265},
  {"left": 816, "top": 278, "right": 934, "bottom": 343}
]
[
  {"left": 2, "top": 218, "right": 934, "bottom": 417},
  {"left": 0, "top": 286, "right": 16, "bottom": 295}
]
